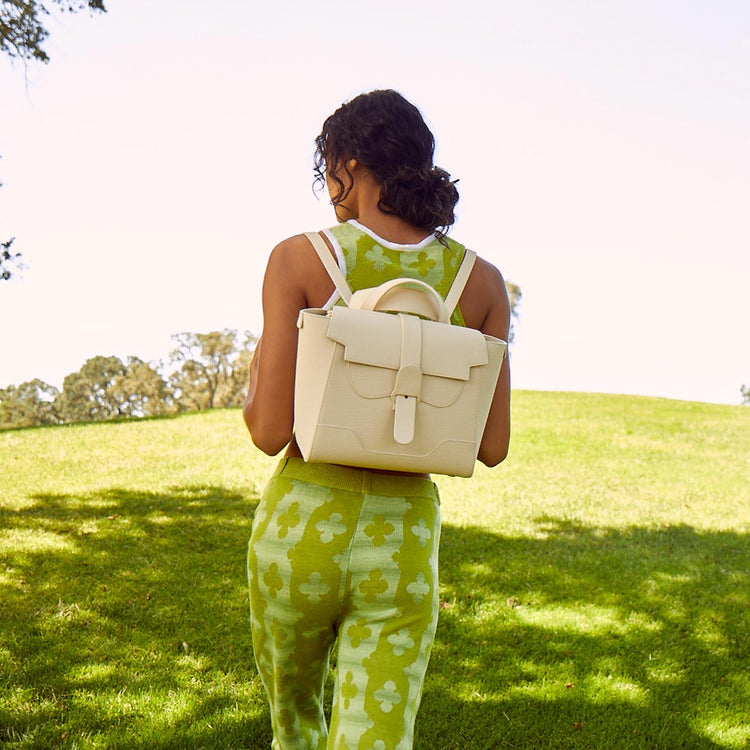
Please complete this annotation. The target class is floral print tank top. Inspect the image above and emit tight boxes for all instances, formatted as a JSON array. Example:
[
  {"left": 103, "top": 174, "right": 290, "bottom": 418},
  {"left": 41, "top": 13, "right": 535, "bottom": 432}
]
[{"left": 322, "top": 220, "right": 468, "bottom": 326}]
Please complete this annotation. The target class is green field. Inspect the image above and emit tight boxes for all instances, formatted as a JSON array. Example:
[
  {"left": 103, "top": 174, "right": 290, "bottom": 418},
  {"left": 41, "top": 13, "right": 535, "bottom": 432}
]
[{"left": 1, "top": 392, "right": 748, "bottom": 749}]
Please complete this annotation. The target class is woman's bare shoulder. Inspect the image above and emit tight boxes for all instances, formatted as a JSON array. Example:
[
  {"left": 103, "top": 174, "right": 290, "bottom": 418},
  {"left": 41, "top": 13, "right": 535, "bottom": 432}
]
[
  {"left": 267, "top": 233, "right": 315, "bottom": 268},
  {"left": 264, "top": 232, "right": 335, "bottom": 308},
  {"left": 460, "top": 252, "right": 510, "bottom": 332},
  {"left": 467, "top": 251, "right": 504, "bottom": 288}
]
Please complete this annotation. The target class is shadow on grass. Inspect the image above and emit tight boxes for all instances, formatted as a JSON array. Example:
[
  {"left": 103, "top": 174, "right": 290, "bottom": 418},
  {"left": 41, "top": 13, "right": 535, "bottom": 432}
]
[
  {"left": 0, "top": 485, "right": 273, "bottom": 749},
  {"left": 1, "top": 492, "right": 748, "bottom": 749},
  {"left": 420, "top": 520, "right": 749, "bottom": 750}
]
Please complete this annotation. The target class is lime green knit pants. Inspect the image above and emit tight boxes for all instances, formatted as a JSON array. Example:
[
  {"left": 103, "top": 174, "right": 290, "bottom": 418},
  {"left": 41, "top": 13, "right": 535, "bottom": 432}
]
[{"left": 248, "top": 457, "right": 441, "bottom": 750}]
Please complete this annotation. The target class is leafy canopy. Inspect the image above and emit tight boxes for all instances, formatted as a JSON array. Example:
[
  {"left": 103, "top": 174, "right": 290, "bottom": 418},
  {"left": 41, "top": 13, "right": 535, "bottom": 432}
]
[
  {"left": 1, "top": 236, "right": 22, "bottom": 281},
  {"left": 0, "top": 0, "right": 106, "bottom": 64}
]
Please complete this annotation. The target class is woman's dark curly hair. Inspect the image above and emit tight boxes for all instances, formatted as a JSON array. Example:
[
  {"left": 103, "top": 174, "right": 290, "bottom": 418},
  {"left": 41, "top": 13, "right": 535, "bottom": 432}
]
[{"left": 314, "top": 90, "right": 459, "bottom": 239}]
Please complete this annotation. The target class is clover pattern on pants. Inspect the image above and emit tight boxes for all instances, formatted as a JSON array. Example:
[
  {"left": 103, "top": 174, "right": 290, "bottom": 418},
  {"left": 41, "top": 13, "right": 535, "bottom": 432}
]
[
  {"left": 248, "top": 462, "right": 441, "bottom": 749},
  {"left": 298, "top": 571, "right": 330, "bottom": 604},
  {"left": 373, "top": 680, "right": 402, "bottom": 713}
]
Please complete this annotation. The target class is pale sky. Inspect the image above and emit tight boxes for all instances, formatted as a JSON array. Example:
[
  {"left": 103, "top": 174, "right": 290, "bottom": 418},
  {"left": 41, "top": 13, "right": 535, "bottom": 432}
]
[{"left": 1, "top": 0, "right": 748, "bottom": 405}]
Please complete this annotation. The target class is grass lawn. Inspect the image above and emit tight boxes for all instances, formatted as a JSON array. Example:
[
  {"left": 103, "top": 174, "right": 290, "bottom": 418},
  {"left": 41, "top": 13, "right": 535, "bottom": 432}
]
[{"left": 1, "top": 391, "right": 748, "bottom": 749}]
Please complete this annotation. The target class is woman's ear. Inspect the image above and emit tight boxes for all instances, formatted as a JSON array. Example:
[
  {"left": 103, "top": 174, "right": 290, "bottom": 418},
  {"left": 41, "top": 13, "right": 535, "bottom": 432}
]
[{"left": 345, "top": 158, "right": 359, "bottom": 173}]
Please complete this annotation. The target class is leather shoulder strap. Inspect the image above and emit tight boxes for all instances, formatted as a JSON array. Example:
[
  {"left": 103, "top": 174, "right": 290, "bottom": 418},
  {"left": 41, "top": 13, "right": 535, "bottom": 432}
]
[
  {"left": 443, "top": 248, "right": 476, "bottom": 317},
  {"left": 304, "top": 231, "right": 352, "bottom": 305}
]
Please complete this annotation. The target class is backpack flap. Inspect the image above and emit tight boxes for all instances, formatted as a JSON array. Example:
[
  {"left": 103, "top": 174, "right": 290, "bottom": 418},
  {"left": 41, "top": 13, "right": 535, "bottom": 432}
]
[
  {"left": 326, "top": 307, "right": 488, "bottom": 378},
  {"left": 325, "top": 306, "right": 490, "bottom": 444}
]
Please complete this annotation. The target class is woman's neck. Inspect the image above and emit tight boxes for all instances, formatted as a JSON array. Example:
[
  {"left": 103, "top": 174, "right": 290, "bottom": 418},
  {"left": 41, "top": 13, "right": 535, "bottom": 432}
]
[
  {"left": 344, "top": 172, "right": 431, "bottom": 244},
  {"left": 351, "top": 210, "right": 432, "bottom": 245}
]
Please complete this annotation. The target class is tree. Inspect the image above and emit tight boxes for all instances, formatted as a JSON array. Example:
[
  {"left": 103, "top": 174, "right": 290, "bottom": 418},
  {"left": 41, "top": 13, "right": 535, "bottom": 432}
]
[
  {"left": 742, "top": 384, "right": 749, "bottom": 405},
  {"left": 0, "top": 0, "right": 106, "bottom": 64},
  {"left": 0, "top": 378, "right": 60, "bottom": 428},
  {"left": 60, "top": 355, "right": 170, "bottom": 423},
  {"left": 108, "top": 357, "right": 174, "bottom": 418},
  {"left": 505, "top": 280, "right": 522, "bottom": 344},
  {"left": 61, "top": 355, "right": 128, "bottom": 422},
  {"left": 169, "top": 330, "right": 257, "bottom": 412}
]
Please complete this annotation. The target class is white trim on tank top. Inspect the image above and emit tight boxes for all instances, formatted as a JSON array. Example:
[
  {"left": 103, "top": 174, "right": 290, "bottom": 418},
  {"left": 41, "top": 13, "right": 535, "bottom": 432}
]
[
  {"left": 348, "top": 220, "right": 436, "bottom": 251},
  {"left": 318, "top": 222, "right": 440, "bottom": 310}
]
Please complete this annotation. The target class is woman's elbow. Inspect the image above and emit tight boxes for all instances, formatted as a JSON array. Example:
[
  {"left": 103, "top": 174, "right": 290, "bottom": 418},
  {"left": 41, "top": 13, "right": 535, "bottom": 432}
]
[
  {"left": 251, "top": 431, "right": 289, "bottom": 457},
  {"left": 478, "top": 443, "right": 509, "bottom": 468},
  {"left": 248, "top": 423, "right": 291, "bottom": 456},
  {"left": 478, "top": 422, "right": 510, "bottom": 466},
  {"left": 243, "top": 404, "right": 292, "bottom": 456}
]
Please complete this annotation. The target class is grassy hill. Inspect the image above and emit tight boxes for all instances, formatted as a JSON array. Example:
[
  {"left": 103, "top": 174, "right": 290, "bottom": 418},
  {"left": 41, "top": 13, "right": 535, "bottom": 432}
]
[{"left": 1, "top": 392, "right": 748, "bottom": 749}]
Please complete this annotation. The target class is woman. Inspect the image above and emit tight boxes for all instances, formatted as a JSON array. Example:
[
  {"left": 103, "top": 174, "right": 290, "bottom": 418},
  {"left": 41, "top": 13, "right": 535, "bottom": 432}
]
[{"left": 244, "top": 89, "right": 510, "bottom": 750}]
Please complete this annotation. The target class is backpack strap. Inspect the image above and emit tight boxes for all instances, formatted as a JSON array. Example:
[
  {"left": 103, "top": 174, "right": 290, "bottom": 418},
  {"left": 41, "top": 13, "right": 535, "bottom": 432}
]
[
  {"left": 443, "top": 248, "right": 476, "bottom": 317},
  {"left": 304, "top": 231, "right": 352, "bottom": 305},
  {"left": 305, "top": 230, "right": 474, "bottom": 317}
]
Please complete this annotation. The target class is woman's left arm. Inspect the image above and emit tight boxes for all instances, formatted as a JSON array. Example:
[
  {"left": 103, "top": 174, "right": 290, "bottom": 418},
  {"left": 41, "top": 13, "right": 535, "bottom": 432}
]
[{"left": 473, "top": 259, "right": 512, "bottom": 467}]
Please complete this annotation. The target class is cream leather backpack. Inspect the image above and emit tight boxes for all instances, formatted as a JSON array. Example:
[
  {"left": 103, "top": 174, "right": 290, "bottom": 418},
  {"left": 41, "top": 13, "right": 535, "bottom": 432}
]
[{"left": 294, "top": 231, "right": 507, "bottom": 477}]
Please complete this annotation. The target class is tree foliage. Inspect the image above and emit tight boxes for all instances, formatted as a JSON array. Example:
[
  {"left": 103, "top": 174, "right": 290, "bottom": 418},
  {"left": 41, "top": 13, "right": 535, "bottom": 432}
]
[
  {"left": 505, "top": 280, "right": 521, "bottom": 344},
  {"left": 60, "top": 355, "right": 171, "bottom": 423},
  {"left": 0, "top": 330, "right": 259, "bottom": 429},
  {"left": 60, "top": 355, "right": 130, "bottom": 423},
  {"left": 742, "top": 384, "right": 749, "bottom": 405},
  {"left": 168, "top": 330, "right": 257, "bottom": 411},
  {"left": 0, "top": 0, "right": 106, "bottom": 64},
  {"left": 0, "top": 378, "right": 60, "bottom": 428},
  {"left": 1, "top": 236, "right": 22, "bottom": 281},
  {"left": 111, "top": 357, "right": 174, "bottom": 418}
]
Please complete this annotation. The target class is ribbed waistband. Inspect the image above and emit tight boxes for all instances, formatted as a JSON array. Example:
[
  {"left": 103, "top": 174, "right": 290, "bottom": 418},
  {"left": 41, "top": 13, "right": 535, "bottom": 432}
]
[{"left": 272, "top": 457, "right": 438, "bottom": 499}]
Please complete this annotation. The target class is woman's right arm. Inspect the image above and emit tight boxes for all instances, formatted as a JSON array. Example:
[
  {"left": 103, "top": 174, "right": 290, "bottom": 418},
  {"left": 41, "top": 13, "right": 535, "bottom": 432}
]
[
  {"left": 243, "top": 233, "right": 335, "bottom": 455},
  {"left": 243, "top": 237, "right": 308, "bottom": 455}
]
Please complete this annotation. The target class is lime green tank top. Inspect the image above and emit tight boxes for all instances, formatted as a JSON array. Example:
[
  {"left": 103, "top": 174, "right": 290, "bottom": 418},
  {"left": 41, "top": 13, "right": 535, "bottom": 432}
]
[{"left": 323, "top": 220, "right": 468, "bottom": 326}]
